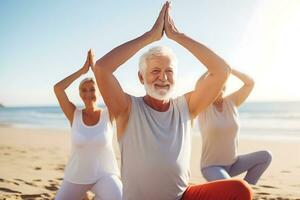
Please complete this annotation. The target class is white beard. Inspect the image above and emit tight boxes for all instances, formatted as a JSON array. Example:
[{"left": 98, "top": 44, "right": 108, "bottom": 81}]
[{"left": 144, "top": 82, "right": 174, "bottom": 101}]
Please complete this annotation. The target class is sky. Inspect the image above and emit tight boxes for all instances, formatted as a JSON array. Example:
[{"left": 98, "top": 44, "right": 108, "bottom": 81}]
[{"left": 0, "top": 0, "right": 300, "bottom": 106}]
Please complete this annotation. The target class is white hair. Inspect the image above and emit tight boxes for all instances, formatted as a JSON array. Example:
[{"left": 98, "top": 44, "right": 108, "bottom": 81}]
[
  {"left": 79, "top": 77, "right": 96, "bottom": 90},
  {"left": 138, "top": 46, "right": 178, "bottom": 75}
]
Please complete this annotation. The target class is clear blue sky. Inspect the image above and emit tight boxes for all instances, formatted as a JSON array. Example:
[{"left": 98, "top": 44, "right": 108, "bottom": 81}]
[{"left": 1, "top": 0, "right": 300, "bottom": 106}]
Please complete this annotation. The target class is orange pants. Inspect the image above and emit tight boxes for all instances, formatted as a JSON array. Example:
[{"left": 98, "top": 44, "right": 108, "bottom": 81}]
[{"left": 182, "top": 179, "right": 252, "bottom": 200}]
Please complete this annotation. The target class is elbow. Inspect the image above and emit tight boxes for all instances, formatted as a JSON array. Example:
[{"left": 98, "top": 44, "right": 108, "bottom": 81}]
[
  {"left": 247, "top": 78, "right": 255, "bottom": 87},
  {"left": 218, "top": 64, "right": 231, "bottom": 82},
  {"left": 53, "top": 83, "right": 64, "bottom": 94},
  {"left": 224, "top": 64, "right": 231, "bottom": 78},
  {"left": 94, "top": 60, "right": 111, "bottom": 76},
  {"left": 93, "top": 60, "right": 103, "bottom": 74},
  {"left": 53, "top": 84, "right": 61, "bottom": 94}
]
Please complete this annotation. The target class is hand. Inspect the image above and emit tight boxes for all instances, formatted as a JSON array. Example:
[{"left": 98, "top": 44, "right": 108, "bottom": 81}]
[
  {"left": 164, "top": 1, "right": 180, "bottom": 40},
  {"left": 147, "top": 2, "right": 167, "bottom": 42},
  {"left": 81, "top": 49, "right": 94, "bottom": 74},
  {"left": 89, "top": 49, "right": 95, "bottom": 69}
]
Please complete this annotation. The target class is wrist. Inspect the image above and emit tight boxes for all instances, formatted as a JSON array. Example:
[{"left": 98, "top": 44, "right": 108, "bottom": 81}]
[
  {"left": 170, "top": 31, "right": 184, "bottom": 41},
  {"left": 143, "top": 31, "right": 157, "bottom": 44},
  {"left": 78, "top": 67, "right": 87, "bottom": 75}
]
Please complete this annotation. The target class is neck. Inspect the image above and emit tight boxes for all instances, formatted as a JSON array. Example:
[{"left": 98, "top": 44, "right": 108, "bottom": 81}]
[
  {"left": 84, "top": 103, "right": 98, "bottom": 113},
  {"left": 214, "top": 97, "right": 223, "bottom": 105},
  {"left": 143, "top": 95, "right": 170, "bottom": 112}
]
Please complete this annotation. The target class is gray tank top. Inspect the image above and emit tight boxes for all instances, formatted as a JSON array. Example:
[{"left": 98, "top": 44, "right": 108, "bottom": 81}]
[{"left": 119, "top": 95, "right": 191, "bottom": 200}]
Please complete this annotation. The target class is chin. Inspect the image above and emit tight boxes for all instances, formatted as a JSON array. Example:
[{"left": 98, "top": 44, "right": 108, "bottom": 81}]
[
  {"left": 83, "top": 99, "right": 97, "bottom": 104},
  {"left": 151, "top": 91, "right": 172, "bottom": 101},
  {"left": 144, "top": 83, "right": 174, "bottom": 101}
]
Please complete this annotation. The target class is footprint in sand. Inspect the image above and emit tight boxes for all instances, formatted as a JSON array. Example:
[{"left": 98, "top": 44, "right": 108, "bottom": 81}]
[
  {"left": 34, "top": 166, "right": 42, "bottom": 170},
  {"left": 20, "top": 193, "right": 52, "bottom": 200},
  {"left": 44, "top": 183, "right": 59, "bottom": 191},
  {"left": 55, "top": 164, "right": 65, "bottom": 171},
  {"left": 20, "top": 194, "right": 42, "bottom": 199},
  {"left": 14, "top": 178, "right": 37, "bottom": 187},
  {"left": 256, "top": 192, "right": 271, "bottom": 195},
  {"left": 251, "top": 186, "right": 260, "bottom": 190},
  {"left": 259, "top": 185, "right": 278, "bottom": 189},
  {"left": 280, "top": 170, "right": 291, "bottom": 173},
  {"left": 0, "top": 178, "right": 20, "bottom": 185},
  {"left": 0, "top": 187, "right": 21, "bottom": 194}
]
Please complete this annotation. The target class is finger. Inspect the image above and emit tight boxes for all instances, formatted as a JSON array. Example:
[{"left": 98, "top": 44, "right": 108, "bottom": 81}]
[
  {"left": 171, "top": 18, "right": 175, "bottom": 25},
  {"left": 156, "top": 2, "right": 167, "bottom": 23},
  {"left": 90, "top": 50, "right": 95, "bottom": 66},
  {"left": 90, "top": 48, "right": 94, "bottom": 56},
  {"left": 91, "top": 50, "right": 95, "bottom": 61},
  {"left": 160, "top": 2, "right": 167, "bottom": 16},
  {"left": 88, "top": 50, "right": 93, "bottom": 66},
  {"left": 164, "top": 2, "right": 169, "bottom": 22},
  {"left": 90, "top": 55, "right": 95, "bottom": 67}
]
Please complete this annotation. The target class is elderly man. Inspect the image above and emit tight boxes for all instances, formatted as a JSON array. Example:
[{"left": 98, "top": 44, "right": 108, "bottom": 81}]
[{"left": 94, "top": 2, "right": 252, "bottom": 200}]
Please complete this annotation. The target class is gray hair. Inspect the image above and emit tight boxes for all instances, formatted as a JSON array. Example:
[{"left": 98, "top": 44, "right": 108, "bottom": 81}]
[
  {"left": 79, "top": 77, "right": 96, "bottom": 90},
  {"left": 139, "top": 46, "right": 178, "bottom": 75}
]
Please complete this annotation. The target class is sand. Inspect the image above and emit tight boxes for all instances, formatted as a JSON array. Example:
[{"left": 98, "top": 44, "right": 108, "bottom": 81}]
[{"left": 0, "top": 126, "right": 300, "bottom": 200}]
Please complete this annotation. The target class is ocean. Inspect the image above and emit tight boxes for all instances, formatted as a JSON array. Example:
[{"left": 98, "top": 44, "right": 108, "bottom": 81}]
[{"left": 0, "top": 102, "right": 300, "bottom": 140}]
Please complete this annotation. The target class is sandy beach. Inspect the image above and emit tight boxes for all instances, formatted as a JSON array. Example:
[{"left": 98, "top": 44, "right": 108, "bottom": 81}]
[{"left": 0, "top": 126, "right": 300, "bottom": 200}]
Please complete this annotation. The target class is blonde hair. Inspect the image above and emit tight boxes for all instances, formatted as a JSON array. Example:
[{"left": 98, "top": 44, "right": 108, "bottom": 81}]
[
  {"left": 139, "top": 46, "right": 178, "bottom": 75},
  {"left": 79, "top": 77, "right": 96, "bottom": 90}
]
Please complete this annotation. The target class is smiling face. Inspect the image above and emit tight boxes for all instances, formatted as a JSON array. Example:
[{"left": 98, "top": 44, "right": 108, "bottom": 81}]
[
  {"left": 138, "top": 46, "right": 177, "bottom": 101},
  {"left": 139, "top": 55, "right": 175, "bottom": 101},
  {"left": 79, "top": 80, "right": 99, "bottom": 105}
]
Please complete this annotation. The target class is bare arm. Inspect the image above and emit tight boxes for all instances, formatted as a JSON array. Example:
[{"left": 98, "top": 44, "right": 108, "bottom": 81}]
[
  {"left": 93, "top": 3, "right": 167, "bottom": 120},
  {"left": 53, "top": 50, "right": 94, "bottom": 124},
  {"left": 227, "top": 69, "right": 254, "bottom": 107},
  {"left": 164, "top": 2, "right": 231, "bottom": 118}
]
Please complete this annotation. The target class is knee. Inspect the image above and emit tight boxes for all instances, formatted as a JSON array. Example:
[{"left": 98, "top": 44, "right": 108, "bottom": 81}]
[
  {"left": 110, "top": 190, "right": 122, "bottom": 200},
  {"left": 261, "top": 150, "right": 272, "bottom": 164},
  {"left": 230, "top": 180, "right": 253, "bottom": 200}
]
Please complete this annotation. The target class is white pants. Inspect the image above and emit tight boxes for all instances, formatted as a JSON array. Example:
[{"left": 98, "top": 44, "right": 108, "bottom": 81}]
[{"left": 55, "top": 175, "right": 122, "bottom": 200}]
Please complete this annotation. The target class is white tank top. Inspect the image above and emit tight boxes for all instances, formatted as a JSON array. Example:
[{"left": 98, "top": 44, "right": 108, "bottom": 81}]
[
  {"left": 64, "top": 108, "right": 120, "bottom": 184},
  {"left": 198, "top": 97, "right": 239, "bottom": 168}
]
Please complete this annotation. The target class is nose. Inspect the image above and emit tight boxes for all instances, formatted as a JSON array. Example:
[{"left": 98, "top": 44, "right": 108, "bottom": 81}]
[
  {"left": 86, "top": 91, "right": 95, "bottom": 98},
  {"left": 159, "top": 72, "right": 167, "bottom": 81}
]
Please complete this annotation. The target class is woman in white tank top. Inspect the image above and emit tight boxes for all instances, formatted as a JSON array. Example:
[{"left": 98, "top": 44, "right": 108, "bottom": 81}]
[
  {"left": 53, "top": 49, "right": 122, "bottom": 200},
  {"left": 198, "top": 69, "right": 272, "bottom": 185}
]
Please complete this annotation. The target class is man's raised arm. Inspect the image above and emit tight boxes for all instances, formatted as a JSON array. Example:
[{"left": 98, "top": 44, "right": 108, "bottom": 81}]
[
  {"left": 93, "top": 3, "right": 167, "bottom": 119},
  {"left": 164, "top": 2, "right": 231, "bottom": 118}
]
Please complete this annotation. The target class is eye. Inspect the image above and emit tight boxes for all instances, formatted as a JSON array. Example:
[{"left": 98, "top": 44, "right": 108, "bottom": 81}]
[
  {"left": 166, "top": 69, "right": 173, "bottom": 74},
  {"left": 151, "top": 69, "right": 160, "bottom": 74}
]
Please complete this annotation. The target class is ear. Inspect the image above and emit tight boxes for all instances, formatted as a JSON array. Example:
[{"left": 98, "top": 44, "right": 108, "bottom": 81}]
[{"left": 138, "top": 71, "right": 145, "bottom": 85}]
